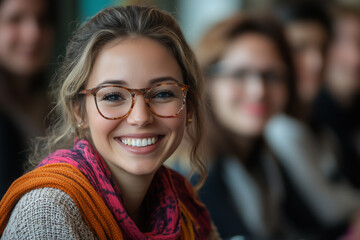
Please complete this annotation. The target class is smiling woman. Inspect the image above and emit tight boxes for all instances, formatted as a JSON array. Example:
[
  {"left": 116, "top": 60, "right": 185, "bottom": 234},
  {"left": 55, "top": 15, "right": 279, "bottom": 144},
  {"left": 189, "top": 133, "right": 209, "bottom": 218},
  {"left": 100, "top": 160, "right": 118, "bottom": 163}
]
[{"left": 0, "top": 5, "right": 219, "bottom": 240}]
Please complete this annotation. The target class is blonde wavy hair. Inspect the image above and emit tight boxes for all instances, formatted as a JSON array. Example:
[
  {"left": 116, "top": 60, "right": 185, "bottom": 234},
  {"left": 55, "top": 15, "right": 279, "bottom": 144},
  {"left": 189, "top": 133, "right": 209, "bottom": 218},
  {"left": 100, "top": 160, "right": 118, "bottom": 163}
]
[{"left": 29, "top": 5, "right": 206, "bottom": 188}]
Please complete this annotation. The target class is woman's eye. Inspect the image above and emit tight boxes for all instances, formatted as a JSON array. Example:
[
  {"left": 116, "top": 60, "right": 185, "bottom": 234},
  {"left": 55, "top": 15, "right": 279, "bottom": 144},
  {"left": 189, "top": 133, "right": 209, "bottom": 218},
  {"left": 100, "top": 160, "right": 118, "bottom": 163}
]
[
  {"left": 102, "top": 93, "right": 125, "bottom": 102},
  {"left": 152, "top": 91, "right": 175, "bottom": 99},
  {"left": 6, "top": 14, "right": 22, "bottom": 25}
]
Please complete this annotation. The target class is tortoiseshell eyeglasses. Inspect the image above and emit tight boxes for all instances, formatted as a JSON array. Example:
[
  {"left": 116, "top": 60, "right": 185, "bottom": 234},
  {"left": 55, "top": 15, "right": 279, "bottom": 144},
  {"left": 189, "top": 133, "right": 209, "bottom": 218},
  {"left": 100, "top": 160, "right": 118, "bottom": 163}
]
[{"left": 78, "top": 82, "right": 189, "bottom": 120}]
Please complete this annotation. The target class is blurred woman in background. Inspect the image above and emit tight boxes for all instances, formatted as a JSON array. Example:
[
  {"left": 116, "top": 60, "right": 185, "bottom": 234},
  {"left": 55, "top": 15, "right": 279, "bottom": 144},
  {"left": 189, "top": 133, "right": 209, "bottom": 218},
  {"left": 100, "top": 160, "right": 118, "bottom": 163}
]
[
  {"left": 275, "top": 1, "right": 330, "bottom": 108},
  {"left": 0, "top": 0, "right": 55, "bottom": 198},
  {"left": 313, "top": 4, "right": 360, "bottom": 190},
  {"left": 195, "top": 13, "right": 306, "bottom": 239},
  {"left": 266, "top": 1, "right": 360, "bottom": 238}
]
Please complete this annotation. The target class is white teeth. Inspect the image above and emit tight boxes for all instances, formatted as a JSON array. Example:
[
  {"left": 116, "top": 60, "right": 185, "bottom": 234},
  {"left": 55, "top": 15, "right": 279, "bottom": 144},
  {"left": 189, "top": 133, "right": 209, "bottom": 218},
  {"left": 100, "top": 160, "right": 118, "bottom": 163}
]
[{"left": 120, "top": 136, "right": 159, "bottom": 147}]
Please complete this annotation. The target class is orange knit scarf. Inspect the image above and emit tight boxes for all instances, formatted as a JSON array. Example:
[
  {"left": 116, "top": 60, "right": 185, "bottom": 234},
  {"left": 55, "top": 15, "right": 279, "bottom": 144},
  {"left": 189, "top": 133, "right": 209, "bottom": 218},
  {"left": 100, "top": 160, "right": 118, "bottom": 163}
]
[{"left": 0, "top": 163, "right": 196, "bottom": 239}]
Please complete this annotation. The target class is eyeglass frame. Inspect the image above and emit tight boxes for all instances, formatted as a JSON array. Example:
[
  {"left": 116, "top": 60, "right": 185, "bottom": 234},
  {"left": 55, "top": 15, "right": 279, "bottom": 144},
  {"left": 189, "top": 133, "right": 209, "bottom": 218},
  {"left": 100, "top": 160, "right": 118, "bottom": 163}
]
[
  {"left": 205, "top": 62, "right": 287, "bottom": 86},
  {"left": 78, "top": 82, "right": 190, "bottom": 120}
]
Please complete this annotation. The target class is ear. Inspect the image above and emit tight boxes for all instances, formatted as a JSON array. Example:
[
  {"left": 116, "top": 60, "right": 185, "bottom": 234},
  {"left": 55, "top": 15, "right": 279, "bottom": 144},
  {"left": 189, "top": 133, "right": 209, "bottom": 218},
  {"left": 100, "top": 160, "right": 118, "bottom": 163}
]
[
  {"left": 73, "top": 102, "right": 88, "bottom": 129},
  {"left": 186, "top": 103, "right": 194, "bottom": 126}
]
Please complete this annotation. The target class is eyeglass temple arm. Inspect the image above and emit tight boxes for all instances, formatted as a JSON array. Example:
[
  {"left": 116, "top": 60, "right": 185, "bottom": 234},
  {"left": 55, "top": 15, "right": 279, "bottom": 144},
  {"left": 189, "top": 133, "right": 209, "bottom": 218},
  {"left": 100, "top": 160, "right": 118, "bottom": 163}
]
[{"left": 78, "top": 89, "right": 95, "bottom": 95}]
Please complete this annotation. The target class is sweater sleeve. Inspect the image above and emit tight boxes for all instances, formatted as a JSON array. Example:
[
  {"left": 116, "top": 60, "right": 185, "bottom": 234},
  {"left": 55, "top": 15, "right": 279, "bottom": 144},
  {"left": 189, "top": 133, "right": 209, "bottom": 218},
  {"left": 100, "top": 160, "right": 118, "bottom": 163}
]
[{"left": 1, "top": 187, "right": 97, "bottom": 240}]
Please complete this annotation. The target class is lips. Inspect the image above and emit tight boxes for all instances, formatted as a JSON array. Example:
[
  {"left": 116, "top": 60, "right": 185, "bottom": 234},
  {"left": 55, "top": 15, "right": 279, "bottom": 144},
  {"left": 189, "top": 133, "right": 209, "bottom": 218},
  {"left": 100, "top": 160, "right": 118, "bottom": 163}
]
[{"left": 243, "top": 103, "right": 268, "bottom": 116}]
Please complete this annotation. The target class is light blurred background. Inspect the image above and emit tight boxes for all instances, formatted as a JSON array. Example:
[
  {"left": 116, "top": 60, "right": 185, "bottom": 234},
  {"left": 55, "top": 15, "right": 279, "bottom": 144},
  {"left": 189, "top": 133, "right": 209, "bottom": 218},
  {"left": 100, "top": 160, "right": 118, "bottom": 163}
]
[{"left": 57, "top": 0, "right": 360, "bottom": 61}]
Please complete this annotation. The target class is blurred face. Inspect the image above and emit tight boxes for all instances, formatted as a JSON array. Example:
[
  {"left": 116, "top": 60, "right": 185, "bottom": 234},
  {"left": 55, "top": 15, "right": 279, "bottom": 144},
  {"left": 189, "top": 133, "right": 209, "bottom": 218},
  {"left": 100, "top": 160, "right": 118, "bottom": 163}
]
[
  {"left": 83, "top": 37, "right": 187, "bottom": 178},
  {"left": 327, "top": 16, "right": 360, "bottom": 97},
  {"left": 209, "top": 33, "right": 288, "bottom": 137},
  {"left": 286, "top": 21, "right": 328, "bottom": 104},
  {"left": 0, "top": 0, "right": 53, "bottom": 77}
]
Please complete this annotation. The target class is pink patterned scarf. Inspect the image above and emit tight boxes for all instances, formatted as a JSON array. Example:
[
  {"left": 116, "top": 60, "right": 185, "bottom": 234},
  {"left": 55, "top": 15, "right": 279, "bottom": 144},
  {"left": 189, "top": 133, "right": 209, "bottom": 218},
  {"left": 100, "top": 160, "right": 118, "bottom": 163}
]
[{"left": 38, "top": 139, "right": 211, "bottom": 239}]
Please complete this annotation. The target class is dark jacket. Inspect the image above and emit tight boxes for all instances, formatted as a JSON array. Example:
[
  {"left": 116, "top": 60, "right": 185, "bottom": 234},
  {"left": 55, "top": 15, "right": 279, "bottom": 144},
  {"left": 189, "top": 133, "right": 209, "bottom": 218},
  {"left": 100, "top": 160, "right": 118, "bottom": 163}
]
[
  {"left": 0, "top": 112, "right": 28, "bottom": 199},
  {"left": 198, "top": 154, "right": 345, "bottom": 240},
  {"left": 313, "top": 89, "right": 360, "bottom": 189}
]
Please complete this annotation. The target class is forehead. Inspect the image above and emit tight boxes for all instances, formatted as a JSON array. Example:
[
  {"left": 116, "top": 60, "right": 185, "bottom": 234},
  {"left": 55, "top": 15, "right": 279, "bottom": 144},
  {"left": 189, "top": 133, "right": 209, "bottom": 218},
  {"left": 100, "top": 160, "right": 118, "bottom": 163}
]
[
  {"left": 0, "top": 0, "right": 48, "bottom": 17},
  {"left": 221, "top": 33, "right": 285, "bottom": 69},
  {"left": 286, "top": 21, "right": 328, "bottom": 44},
  {"left": 336, "top": 16, "right": 360, "bottom": 35},
  {"left": 87, "top": 37, "right": 183, "bottom": 88}
]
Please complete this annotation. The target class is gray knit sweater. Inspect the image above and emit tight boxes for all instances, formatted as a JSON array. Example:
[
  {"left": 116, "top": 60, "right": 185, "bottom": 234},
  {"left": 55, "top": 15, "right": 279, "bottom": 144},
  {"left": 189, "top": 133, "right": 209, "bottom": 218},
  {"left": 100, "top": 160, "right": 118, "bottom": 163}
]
[
  {"left": 1, "top": 187, "right": 97, "bottom": 239},
  {"left": 1, "top": 188, "right": 221, "bottom": 240}
]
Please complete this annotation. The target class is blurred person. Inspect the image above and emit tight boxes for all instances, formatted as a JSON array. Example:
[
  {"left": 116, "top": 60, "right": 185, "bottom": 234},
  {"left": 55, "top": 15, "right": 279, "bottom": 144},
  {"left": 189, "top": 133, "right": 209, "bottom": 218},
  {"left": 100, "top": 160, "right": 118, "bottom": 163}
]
[
  {"left": 266, "top": 1, "right": 360, "bottom": 238},
  {"left": 195, "top": 13, "right": 316, "bottom": 239},
  {"left": 0, "top": 0, "right": 55, "bottom": 198},
  {"left": 276, "top": 0, "right": 331, "bottom": 110},
  {"left": 0, "top": 5, "right": 221, "bottom": 239},
  {"left": 313, "top": 4, "right": 360, "bottom": 189}
]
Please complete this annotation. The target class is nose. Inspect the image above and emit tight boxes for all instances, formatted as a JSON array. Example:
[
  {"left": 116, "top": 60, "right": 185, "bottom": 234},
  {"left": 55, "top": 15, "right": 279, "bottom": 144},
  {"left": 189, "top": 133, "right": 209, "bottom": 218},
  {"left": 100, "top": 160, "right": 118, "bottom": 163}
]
[
  {"left": 246, "top": 74, "right": 266, "bottom": 100},
  {"left": 126, "top": 94, "right": 154, "bottom": 126},
  {"left": 306, "top": 49, "right": 323, "bottom": 75}
]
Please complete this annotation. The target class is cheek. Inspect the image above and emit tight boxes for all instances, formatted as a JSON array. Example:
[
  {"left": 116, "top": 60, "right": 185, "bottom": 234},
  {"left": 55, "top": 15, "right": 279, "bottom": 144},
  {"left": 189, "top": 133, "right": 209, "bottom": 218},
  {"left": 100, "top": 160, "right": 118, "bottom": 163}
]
[
  {"left": 210, "top": 82, "right": 241, "bottom": 116},
  {"left": 168, "top": 110, "right": 187, "bottom": 140},
  {"left": 85, "top": 99, "right": 117, "bottom": 141},
  {"left": 210, "top": 84, "right": 254, "bottom": 133},
  {"left": 0, "top": 27, "right": 17, "bottom": 51},
  {"left": 162, "top": 109, "right": 187, "bottom": 156}
]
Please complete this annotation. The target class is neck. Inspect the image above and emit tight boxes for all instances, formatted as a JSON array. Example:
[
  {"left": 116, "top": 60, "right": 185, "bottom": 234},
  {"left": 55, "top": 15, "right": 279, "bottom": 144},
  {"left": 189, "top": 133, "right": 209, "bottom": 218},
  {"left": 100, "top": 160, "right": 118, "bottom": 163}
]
[
  {"left": 110, "top": 167, "right": 155, "bottom": 229},
  {"left": 327, "top": 84, "right": 355, "bottom": 108}
]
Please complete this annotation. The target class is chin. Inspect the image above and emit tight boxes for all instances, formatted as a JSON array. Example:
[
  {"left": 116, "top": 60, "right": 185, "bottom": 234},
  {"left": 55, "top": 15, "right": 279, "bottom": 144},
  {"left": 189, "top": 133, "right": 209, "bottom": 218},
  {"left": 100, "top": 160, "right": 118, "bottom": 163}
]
[
  {"left": 124, "top": 161, "right": 162, "bottom": 176},
  {"left": 239, "top": 122, "right": 265, "bottom": 137},
  {"left": 15, "top": 64, "right": 43, "bottom": 76}
]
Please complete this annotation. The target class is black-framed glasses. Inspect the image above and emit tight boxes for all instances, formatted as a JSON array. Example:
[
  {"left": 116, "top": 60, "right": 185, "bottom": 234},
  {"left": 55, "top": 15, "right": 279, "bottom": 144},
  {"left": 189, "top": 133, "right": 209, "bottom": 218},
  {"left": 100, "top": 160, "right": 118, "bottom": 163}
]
[
  {"left": 78, "top": 82, "right": 189, "bottom": 120},
  {"left": 219, "top": 68, "right": 287, "bottom": 85},
  {"left": 206, "top": 63, "right": 287, "bottom": 87}
]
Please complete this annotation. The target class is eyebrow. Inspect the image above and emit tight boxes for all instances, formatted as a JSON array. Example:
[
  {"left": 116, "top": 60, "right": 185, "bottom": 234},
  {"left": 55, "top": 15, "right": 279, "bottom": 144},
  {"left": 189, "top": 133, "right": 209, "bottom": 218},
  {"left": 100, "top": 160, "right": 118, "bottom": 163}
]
[{"left": 97, "top": 77, "right": 181, "bottom": 87}]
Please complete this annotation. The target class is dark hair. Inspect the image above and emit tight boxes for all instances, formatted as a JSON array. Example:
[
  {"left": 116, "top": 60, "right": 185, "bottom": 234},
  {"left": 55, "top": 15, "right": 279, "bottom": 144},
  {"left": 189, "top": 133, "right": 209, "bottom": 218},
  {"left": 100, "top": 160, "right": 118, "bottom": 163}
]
[
  {"left": 329, "top": 3, "right": 360, "bottom": 25},
  {"left": 276, "top": 0, "right": 332, "bottom": 37},
  {"left": 197, "top": 12, "right": 297, "bottom": 112},
  {"left": 196, "top": 13, "right": 298, "bottom": 156}
]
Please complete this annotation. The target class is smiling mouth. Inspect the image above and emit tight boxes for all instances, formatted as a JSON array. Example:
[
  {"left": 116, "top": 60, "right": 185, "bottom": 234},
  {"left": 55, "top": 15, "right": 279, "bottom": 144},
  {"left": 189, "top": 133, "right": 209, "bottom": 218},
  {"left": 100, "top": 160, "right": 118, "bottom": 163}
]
[{"left": 119, "top": 136, "right": 159, "bottom": 147}]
